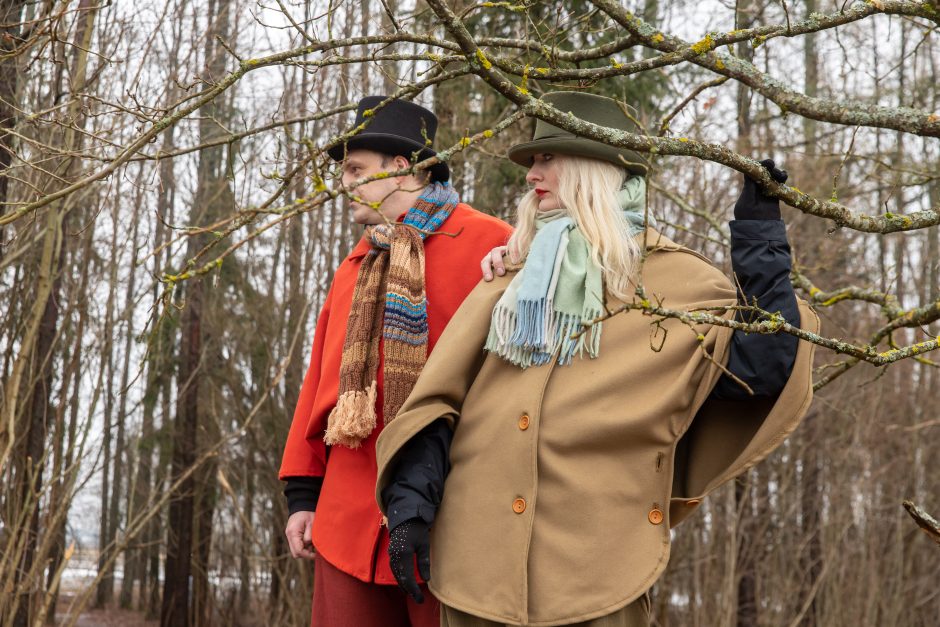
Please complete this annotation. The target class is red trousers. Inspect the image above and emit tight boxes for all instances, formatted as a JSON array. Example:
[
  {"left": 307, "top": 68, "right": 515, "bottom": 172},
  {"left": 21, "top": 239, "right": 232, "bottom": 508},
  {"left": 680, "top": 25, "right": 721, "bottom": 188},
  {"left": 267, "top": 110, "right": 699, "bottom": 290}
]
[{"left": 311, "top": 552, "right": 440, "bottom": 627}]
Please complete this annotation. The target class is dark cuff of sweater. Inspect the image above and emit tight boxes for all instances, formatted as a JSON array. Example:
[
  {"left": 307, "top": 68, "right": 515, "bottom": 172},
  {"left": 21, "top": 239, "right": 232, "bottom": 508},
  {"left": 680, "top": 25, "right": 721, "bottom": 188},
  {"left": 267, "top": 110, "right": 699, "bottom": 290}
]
[
  {"left": 729, "top": 219, "right": 788, "bottom": 243},
  {"left": 284, "top": 476, "right": 323, "bottom": 515},
  {"left": 382, "top": 418, "right": 453, "bottom": 531},
  {"left": 387, "top": 503, "right": 437, "bottom": 532}
]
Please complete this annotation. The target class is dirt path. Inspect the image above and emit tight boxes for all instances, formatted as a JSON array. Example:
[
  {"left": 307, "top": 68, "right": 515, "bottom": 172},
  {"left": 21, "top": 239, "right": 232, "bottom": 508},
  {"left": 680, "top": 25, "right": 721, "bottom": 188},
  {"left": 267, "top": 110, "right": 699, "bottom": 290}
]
[{"left": 55, "top": 595, "right": 158, "bottom": 627}]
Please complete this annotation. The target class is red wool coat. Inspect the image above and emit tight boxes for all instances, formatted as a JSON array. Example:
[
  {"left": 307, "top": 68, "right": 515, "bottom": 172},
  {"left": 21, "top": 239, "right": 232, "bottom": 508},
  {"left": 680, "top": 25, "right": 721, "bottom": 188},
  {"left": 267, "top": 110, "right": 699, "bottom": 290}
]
[{"left": 279, "top": 203, "right": 512, "bottom": 584}]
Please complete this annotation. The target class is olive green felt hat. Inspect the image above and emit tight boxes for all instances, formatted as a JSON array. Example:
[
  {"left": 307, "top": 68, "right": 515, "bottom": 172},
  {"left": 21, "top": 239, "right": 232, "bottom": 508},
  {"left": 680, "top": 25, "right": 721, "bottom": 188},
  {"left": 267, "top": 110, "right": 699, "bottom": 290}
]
[{"left": 507, "top": 91, "right": 648, "bottom": 175}]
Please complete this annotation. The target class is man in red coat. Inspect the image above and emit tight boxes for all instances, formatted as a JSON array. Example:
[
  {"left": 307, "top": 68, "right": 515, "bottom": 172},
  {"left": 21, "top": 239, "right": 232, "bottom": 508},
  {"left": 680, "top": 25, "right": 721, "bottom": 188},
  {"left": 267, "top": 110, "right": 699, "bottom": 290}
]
[{"left": 279, "top": 96, "right": 512, "bottom": 627}]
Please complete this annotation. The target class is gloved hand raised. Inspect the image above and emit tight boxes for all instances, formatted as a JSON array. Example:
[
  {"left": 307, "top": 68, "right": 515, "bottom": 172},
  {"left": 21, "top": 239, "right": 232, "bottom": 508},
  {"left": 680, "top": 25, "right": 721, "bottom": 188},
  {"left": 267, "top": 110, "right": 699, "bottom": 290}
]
[
  {"left": 734, "top": 158, "right": 789, "bottom": 221},
  {"left": 388, "top": 518, "right": 431, "bottom": 604}
]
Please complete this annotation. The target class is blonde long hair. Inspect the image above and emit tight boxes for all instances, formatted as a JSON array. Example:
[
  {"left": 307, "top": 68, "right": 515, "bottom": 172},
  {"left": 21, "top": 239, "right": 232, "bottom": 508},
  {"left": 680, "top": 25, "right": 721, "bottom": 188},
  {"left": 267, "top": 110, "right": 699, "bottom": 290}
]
[{"left": 506, "top": 155, "right": 643, "bottom": 301}]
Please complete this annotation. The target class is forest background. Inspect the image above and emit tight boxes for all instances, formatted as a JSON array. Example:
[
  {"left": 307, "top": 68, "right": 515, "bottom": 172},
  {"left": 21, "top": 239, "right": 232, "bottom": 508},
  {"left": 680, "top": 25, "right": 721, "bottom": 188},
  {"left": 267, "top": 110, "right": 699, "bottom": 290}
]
[{"left": 1, "top": 0, "right": 939, "bottom": 626}]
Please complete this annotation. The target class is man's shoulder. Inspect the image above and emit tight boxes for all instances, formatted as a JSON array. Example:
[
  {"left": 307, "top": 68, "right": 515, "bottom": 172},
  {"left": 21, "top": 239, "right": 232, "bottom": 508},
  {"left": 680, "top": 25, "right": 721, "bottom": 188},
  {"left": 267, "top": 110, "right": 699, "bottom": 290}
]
[
  {"left": 329, "top": 238, "right": 369, "bottom": 287},
  {"left": 448, "top": 203, "right": 513, "bottom": 235},
  {"left": 426, "top": 204, "right": 512, "bottom": 262}
]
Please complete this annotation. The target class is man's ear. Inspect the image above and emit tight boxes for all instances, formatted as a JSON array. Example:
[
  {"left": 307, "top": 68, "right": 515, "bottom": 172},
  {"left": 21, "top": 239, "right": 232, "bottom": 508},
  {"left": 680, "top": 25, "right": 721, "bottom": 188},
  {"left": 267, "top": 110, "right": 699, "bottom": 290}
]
[{"left": 389, "top": 155, "right": 408, "bottom": 187}]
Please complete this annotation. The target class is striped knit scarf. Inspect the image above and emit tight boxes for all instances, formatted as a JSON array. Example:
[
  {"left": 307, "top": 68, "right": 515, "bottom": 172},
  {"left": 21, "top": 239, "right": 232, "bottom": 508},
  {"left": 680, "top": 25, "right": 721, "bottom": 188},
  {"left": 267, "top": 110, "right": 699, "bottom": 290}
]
[{"left": 324, "top": 182, "right": 459, "bottom": 448}]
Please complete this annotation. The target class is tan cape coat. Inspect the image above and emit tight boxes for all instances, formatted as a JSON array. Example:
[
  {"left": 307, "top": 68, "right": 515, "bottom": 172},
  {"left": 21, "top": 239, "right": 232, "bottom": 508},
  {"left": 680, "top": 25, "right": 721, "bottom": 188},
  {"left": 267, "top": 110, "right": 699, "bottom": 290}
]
[{"left": 375, "top": 230, "right": 819, "bottom": 626}]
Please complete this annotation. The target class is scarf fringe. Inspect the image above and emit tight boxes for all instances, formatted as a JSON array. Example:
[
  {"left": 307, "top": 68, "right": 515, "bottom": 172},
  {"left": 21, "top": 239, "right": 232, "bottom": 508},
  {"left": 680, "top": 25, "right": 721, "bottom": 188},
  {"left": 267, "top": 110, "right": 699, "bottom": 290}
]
[
  {"left": 486, "top": 305, "right": 603, "bottom": 368},
  {"left": 509, "top": 298, "right": 550, "bottom": 348},
  {"left": 554, "top": 308, "right": 602, "bottom": 365},
  {"left": 324, "top": 381, "right": 377, "bottom": 448}
]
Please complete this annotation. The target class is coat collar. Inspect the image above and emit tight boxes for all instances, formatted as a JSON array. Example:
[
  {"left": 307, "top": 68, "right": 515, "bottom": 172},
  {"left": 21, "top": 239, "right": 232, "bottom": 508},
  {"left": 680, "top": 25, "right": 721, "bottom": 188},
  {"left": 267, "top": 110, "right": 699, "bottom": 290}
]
[
  {"left": 346, "top": 204, "right": 464, "bottom": 261},
  {"left": 346, "top": 211, "right": 410, "bottom": 261},
  {"left": 348, "top": 236, "right": 371, "bottom": 261}
]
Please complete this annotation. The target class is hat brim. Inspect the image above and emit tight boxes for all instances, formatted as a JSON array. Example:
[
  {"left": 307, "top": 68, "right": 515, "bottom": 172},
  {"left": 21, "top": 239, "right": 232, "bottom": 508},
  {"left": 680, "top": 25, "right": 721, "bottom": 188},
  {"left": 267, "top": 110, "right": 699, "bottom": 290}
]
[
  {"left": 327, "top": 133, "right": 450, "bottom": 182},
  {"left": 507, "top": 137, "right": 648, "bottom": 175}
]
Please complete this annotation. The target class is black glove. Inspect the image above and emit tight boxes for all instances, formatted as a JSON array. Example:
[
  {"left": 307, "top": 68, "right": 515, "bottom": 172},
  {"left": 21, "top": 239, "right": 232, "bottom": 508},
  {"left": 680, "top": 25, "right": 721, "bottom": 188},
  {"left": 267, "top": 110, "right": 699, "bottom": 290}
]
[
  {"left": 388, "top": 518, "right": 431, "bottom": 604},
  {"left": 734, "top": 158, "right": 788, "bottom": 221}
]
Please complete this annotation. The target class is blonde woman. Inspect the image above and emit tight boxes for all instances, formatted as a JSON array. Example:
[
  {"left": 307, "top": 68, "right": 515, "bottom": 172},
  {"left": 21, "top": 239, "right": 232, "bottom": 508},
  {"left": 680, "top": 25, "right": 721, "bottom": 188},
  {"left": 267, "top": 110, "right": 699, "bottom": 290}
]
[{"left": 374, "top": 92, "right": 818, "bottom": 627}]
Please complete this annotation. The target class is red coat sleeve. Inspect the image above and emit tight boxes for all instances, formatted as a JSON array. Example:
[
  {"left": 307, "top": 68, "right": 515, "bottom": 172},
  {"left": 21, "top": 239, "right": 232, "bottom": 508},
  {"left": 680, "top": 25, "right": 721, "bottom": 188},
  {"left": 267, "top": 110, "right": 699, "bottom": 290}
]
[{"left": 279, "top": 285, "right": 333, "bottom": 479}]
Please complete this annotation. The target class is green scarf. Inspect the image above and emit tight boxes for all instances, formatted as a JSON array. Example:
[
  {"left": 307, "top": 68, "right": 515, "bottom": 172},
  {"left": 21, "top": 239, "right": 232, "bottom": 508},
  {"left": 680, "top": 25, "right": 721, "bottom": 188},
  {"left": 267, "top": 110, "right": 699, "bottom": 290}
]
[{"left": 485, "top": 176, "right": 649, "bottom": 368}]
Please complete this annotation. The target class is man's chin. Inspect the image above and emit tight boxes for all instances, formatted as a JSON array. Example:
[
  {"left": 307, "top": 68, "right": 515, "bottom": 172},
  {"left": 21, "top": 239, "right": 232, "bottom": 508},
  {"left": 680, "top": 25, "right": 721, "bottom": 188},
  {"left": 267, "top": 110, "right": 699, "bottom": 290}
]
[{"left": 350, "top": 206, "right": 379, "bottom": 225}]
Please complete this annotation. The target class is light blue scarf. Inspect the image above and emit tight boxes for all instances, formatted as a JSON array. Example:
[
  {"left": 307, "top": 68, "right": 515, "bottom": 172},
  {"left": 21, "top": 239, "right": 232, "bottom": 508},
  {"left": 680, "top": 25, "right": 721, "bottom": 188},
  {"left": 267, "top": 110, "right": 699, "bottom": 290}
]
[{"left": 485, "top": 176, "right": 649, "bottom": 368}]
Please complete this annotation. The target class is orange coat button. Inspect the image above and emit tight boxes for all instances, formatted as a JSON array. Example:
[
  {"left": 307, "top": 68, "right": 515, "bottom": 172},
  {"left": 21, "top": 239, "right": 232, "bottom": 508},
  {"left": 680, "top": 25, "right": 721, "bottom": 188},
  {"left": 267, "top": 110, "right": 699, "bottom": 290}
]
[
  {"left": 518, "top": 414, "right": 530, "bottom": 430},
  {"left": 512, "top": 498, "right": 527, "bottom": 514},
  {"left": 648, "top": 508, "right": 664, "bottom": 525}
]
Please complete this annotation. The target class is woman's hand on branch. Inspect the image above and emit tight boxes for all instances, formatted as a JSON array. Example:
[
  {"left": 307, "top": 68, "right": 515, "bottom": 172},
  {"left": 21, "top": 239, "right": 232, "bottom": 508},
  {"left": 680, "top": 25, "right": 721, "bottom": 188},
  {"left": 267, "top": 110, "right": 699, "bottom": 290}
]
[{"left": 734, "top": 159, "right": 789, "bottom": 221}]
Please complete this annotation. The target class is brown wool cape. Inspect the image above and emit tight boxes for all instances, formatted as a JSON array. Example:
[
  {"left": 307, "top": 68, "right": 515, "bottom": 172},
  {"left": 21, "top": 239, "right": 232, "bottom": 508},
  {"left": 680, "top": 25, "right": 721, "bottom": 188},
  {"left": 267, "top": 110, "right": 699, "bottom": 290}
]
[{"left": 375, "top": 229, "right": 819, "bottom": 627}]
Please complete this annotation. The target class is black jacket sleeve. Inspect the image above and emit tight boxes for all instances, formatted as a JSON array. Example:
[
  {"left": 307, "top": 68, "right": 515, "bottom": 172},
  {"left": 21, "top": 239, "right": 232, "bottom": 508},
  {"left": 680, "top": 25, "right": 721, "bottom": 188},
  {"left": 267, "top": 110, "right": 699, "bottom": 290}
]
[
  {"left": 283, "top": 476, "right": 324, "bottom": 515},
  {"left": 710, "top": 219, "right": 800, "bottom": 399},
  {"left": 381, "top": 418, "right": 453, "bottom": 531}
]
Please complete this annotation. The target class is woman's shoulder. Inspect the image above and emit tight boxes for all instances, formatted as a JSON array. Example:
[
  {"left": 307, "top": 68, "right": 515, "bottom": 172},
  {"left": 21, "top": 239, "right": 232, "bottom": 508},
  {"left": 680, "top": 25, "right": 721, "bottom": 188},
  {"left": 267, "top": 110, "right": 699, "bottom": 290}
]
[
  {"left": 465, "top": 267, "right": 517, "bottom": 303},
  {"left": 638, "top": 229, "right": 735, "bottom": 303},
  {"left": 641, "top": 229, "right": 722, "bottom": 272},
  {"left": 641, "top": 228, "right": 712, "bottom": 261}
]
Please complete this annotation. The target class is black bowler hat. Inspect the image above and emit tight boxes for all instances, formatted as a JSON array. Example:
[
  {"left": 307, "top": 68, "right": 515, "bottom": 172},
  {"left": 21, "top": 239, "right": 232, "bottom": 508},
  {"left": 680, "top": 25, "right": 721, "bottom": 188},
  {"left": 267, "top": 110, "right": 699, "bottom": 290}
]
[{"left": 327, "top": 96, "right": 449, "bottom": 182}]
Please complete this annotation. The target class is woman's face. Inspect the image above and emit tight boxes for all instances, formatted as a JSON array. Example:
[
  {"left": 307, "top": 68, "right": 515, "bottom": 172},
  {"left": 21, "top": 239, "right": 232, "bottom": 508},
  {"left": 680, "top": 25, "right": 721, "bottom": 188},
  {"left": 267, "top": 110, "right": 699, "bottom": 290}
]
[{"left": 525, "top": 153, "right": 562, "bottom": 212}]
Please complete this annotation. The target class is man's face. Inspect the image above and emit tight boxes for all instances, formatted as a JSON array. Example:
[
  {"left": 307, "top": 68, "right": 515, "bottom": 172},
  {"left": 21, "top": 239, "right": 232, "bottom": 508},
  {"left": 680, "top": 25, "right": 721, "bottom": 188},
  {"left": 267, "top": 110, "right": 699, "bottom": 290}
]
[{"left": 340, "top": 149, "right": 404, "bottom": 224}]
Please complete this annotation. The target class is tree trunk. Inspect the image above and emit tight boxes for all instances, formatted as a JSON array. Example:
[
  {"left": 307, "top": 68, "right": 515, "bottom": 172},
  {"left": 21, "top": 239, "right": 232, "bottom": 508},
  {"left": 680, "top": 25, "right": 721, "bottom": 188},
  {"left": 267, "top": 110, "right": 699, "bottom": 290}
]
[
  {"left": 733, "top": 3, "right": 759, "bottom": 626},
  {"left": 161, "top": 2, "right": 233, "bottom": 625},
  {"left": 161, "top": 278, "right": 201, "bottom": 627},
  {"left": 797, "top": 4, "right": 823, "bottom": 623},
  {"left": 43, "top": 220, "right": 94, "bottom": 623},
  {"left": 12, "top": 211, "right": 64, "bottom": 627},
  {"left": 94, "top": 198, "right": 120, "bottom": 609},
  {"left": 0, "top": 0, "right": 26, "bottom": 268},
  {"left": 115, "top": 190, "right": 142, "bottom": 609}
]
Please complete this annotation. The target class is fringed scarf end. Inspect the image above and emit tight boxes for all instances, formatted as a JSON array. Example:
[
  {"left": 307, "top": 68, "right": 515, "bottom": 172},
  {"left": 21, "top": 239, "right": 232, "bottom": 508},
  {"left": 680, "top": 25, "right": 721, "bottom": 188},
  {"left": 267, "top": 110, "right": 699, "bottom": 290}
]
[
  {"left": 324, "top": 381, "right": 378, "bottom": 448},
  {"left": 510, "top": 298, "right": 549, "bottom": 348},
  {"left": 487, "top": 307, "right": 603, "bottom": 368},
  {"left": 555, "top": 310, "right": 603, "bottom": 365}
]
